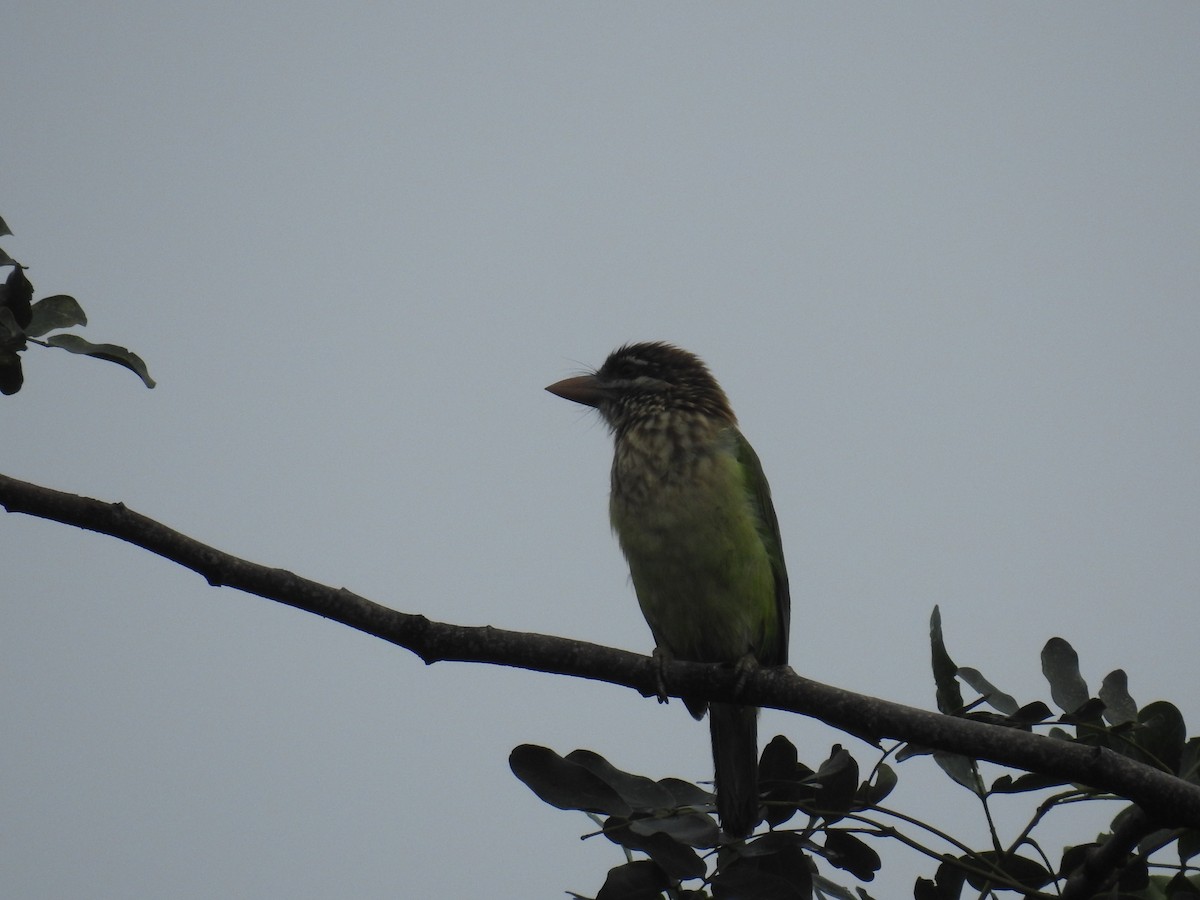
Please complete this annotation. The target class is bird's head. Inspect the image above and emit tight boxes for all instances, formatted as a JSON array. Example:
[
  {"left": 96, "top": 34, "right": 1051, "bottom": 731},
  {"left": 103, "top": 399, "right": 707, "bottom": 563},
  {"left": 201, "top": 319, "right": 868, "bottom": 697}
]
[{"left": 546, "top": 342, "right": 735, "bottom": 435}]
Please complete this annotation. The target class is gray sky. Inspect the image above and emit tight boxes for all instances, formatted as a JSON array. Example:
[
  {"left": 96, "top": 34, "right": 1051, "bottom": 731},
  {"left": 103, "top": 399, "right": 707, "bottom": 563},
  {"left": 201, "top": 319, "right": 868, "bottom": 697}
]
[{"left": 4, "top": 4, "right": 1198, "bottom": 897}]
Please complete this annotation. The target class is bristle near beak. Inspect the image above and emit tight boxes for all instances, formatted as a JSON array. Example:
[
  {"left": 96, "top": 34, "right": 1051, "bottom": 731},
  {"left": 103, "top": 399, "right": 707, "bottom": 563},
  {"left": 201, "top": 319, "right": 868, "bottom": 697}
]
[{"left": 545, "top": 374, "right": 606, "bottom": 408}]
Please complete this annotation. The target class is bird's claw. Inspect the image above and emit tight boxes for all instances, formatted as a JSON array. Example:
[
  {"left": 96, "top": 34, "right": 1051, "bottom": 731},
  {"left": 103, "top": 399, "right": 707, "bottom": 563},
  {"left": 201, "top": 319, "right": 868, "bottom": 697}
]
[
  {"left": 651, "top": 646, "right": 673, "bottom": 704},
  {"left": 732, "top": 653, "right": 760, "bottom": 699}
]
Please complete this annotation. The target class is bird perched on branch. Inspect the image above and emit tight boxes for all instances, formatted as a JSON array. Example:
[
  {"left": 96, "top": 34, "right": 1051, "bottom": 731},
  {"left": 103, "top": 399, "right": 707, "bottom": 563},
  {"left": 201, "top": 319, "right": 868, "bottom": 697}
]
[{"left": 546, "top": 341, "right": 790, "bottom": 838}]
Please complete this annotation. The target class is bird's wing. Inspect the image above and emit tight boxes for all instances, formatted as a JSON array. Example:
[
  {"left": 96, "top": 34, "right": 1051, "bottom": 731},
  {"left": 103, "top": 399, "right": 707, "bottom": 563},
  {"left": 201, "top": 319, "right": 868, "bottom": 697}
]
[{"left": 733, "top": 429, "right": 791, "bottom": 667}]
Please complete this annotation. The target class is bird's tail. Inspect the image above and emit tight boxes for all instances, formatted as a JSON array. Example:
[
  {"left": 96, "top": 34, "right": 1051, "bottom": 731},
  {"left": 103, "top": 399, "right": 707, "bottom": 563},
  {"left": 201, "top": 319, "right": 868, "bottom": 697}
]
[{"left": 709, "top": 702, "right": 760, "bottom": 838}]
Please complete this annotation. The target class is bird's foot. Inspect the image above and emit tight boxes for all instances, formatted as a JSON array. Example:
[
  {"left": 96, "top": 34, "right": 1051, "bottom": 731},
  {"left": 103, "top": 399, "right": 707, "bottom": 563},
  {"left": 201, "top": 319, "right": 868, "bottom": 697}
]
[
  {"left": 651, "top": 646, "right": 674, "bottom": 705},
  {"left": 731, "top": 653, "right": 760, "bottom": 699}
]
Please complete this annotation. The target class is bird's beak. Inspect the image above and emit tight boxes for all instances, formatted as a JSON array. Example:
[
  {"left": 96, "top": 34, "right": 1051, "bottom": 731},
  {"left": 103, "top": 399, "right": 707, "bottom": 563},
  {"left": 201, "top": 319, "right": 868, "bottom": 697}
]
[{"left": 545, "top": 374, "right": 606, "bottom": 408}]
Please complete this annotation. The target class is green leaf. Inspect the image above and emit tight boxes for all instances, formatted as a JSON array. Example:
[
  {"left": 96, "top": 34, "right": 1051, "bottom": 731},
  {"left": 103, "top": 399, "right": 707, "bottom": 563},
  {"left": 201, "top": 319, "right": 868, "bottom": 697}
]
[
  {"left": 1041, "top": 637, "right": 1090, "bottom": 713},
  {"left": 812, "top": 874, "right": 860, "bottom": 899},
  {"left": 658, "top": 777, "right": 715, "bottom": 809},
  {"left": 1, "top": 265, "right": 33, "bottom": 329},
  {"left": 930, "top": 607, "right": 963, "bottom": 714},
  {"left": 1131, "top": 701, "right": 1187, "bottom": 772},
  {"left": 812, "top": 745, "right": 859, "bottom": 821},
  {"left": 1098, "top": 669, "right": 1138, "bottom": 726},
  {"left": 0, "top": 348, "right": 24, "bottom": 395},
  {"left": 508, "top": 744, "right": 632, "bottom": 817},
  {"left": 566, "top": 748, "right": 677, "bottom": 810},
  {"left": 956, "top": 667, "right": 1019, "bottom": 715},
  {"left": 603, "top": 817, "right": 707, "bottom": 879},
  {"left": 596, "top": 859, "right": 671, "bottom": 900},
  {"left": 627, "top": 810, "right": 719, "bottom": 848},
  {"left": 0, "top": 246, "right": 16, "bottom": 268},
  {"left": 44, "top": 333, "right": 156, "bottom": 388},
  {"left": 0, "top": 214, "right": 11, "bottom": 237},
  {"left": 1059, "top": 842, "right": 1098, "bottom": 879},
  {"left": 25, "top": 295, "right": 86, "bottom": 337},
  {"left": 759, "top": 736, "right": 818, "bottom": 827},
  {"left": 1003, "top": 701, "right": 1053, "bottom": 729},
  {"left": 760, "top": 734, "right": 799, "bottom": 779},
  {"left": 990, "top": 771, "right": 1066, "bottom": 794},
  {"left": 713, "top": 831, "right": 814, "bottom": 899},
  {"left": 913, "top": 861, "right": 966, "bottom": 900},
  {"left": 1162, "top": 871, "right": 1200, "bottom": 896},
  {"left": 1059, "top": 697, "right": 1106, "bottom": 727},
  {"left": 933, "top": 752, "right": 983, "bottom": 796},
  {"left": 1117, "top": 856, "right": 1149, "bottom": 891},
  {"left": 0, "top": 307, "right": 23, "bottom": 340},
  {"left": 822, "top": 830, "right": 880, "bottom": 881},
  {"left": 855, "top": 763, "right": 897, "bottom": 807},
  {"left": 962, "top": 851, "right": 1053, "bottom": 892}
]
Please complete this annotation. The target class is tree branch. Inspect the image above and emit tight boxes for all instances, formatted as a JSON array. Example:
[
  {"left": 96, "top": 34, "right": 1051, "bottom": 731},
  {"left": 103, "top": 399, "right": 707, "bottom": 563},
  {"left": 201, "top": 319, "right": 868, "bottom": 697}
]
[
  {"left": 4, "top": 471, "right": 1199, "bottom": 831},
  {"left": 1058, "top": 805, "right": 1156, "bottom": 900}
]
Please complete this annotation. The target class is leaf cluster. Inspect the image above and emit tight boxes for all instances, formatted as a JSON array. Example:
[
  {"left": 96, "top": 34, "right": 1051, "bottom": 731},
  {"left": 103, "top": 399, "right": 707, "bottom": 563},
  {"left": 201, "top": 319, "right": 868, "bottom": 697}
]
[
  {"left": 0, "top": 214, "right": 154, "bottom": 393},
  {"left": 912, "top": 609, "right": 1200, "bottom": 898},
  {"left": 511, "top": 740, "right": 886, "bottom": 899},
  {"left": 512, "top": 610, "right": 1200, "bottom": 898}
]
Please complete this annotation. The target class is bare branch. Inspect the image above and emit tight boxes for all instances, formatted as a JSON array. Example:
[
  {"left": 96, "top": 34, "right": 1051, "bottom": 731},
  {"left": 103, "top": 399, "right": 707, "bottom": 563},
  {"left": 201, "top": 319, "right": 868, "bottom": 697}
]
[{"left": 4, "top": 470, "right": 1199, "bottom": 831}]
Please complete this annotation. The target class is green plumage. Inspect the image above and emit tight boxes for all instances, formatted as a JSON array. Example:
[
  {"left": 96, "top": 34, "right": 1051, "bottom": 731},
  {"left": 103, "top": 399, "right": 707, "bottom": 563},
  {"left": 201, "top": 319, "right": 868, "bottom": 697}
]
[{"left": 547, "top": 342, "right": 790, "bottom": 838}]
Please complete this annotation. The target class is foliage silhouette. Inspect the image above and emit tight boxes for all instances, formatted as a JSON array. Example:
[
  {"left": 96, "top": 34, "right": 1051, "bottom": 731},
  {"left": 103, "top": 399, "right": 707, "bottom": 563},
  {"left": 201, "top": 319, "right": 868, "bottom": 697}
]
[
  {"left": 512, "top": 613, "right": 1200, "bottom": 899},
  {"left": 0, "top": 216, "right": 153, "bottom": 393}
]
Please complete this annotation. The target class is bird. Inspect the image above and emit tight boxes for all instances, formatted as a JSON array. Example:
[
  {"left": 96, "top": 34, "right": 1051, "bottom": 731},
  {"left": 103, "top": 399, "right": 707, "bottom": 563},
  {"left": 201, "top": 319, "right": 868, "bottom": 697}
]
[{"left": 546, "top": 341, "right": 790, "bottom": 838}]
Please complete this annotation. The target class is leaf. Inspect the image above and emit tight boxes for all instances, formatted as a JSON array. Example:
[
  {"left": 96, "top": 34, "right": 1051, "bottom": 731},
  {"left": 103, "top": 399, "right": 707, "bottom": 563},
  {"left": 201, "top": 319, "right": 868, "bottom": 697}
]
[
  {"left": 628, "top": 811, "right": 720, "bottom": 848},
  {"left": 933, "top": 752, "right": 983, "bottom": 796},
  {"left": 962, "top": 851, "right": 1053, "bottom": 892},
  {"left": 930, "top": 607, "right": 963, "bottom": 714},
  {"left": 45, "top": 333, "right": 156, "bottom": 388},
  {"left": 0, "top": 214, "right": 11, "bottom": 237},
  {"left": 658, "top": 777, "right": 714, "bottom": 809},
  {"left": 0, "top": 246, "right": 15, "bottom": 267},
  {"left": 812, "top": 745, "right": 859, "bottom": 821},
  {"left": 760, "top": 734, "right": 799, "bottom": 779},
  {"left": 990, "top": 771, "right": 1067, "bottom": 794},
  {"left": 0, "top": 307, "right": 23, "bottom": 340},
  {"left": 566, "top": 748, "right": 677, "bottom": 810},
  {"left": 855, "top": 764, "right": 897, "bottom": 807},
  {"left": 1058, "top": 843, "right": 1098, "bottom": 879},
  {"left": 508, "top": 745, "right": 631, "bottom": 817},
  {"left": 1008, "top": 701, "right": 1053, "bottom": 728},
  {"left": 759, "top": 734, "right": 814, "bottom": 828},
  {"left": 956, "top": 667, "right": 1019, "bottom": 715},
  {"left": 1, "top": 265, "right": 33, "bottom": 329},
  {"left": 812, "top": 874, "right": 860, "bottom": 899},
  {"left": 914, "top": 861, "right": 967, "bottom": 900},
  {"left": 25, "top": 294, "right": 87, "bottom": 337},
  {"left": 595, "top": 859, "right": 671, "bottom": 900},
  {"left": 1098, "top": 669, "right": 1138, "bottom": 726},
  {"left": 1163, "top": 871, "right": 1200, "bottom": 896},
  {"left": 713, "top": 832, "right": 813, "bottom": 899},
  {"left": 1132, "top": 701, "right": 1187, "bottom": 773},
  {"left": 711, "top": 866, "right": 810, "bottom": 900},
  {"left": 822, "top": 830, "right": 880, "bottom": 881},
  {"left": 0, "top": 348, "right": 23, "bottom": 395},
  {"left": 1117, "top": 856, "right": 1149, "bottom": 891},
  {"left": 1059, "top": 697, "right": 1106, "bottom": 727},
  {"left": 1041, "top": 637, "right": 1090, "bottom": 713},
  {"left": 602, "top": 817, "right": 707, "bottom": 880},
  {"left": 739, "top": 830, "right": 806, "bottom": 857}
]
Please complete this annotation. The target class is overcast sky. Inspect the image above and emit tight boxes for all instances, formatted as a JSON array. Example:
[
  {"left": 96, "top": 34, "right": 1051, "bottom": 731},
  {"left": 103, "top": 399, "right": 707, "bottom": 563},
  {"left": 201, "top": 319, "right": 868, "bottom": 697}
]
[{"left": 3, "top": 4, "right": 1198, "bottom": 897}]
